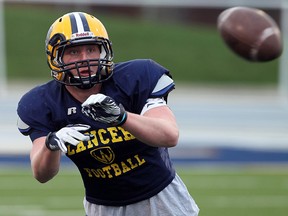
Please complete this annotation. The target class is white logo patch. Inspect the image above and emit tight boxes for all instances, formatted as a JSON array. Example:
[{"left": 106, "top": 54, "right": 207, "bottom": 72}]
[
  {"left": 67, "top": 107, "right": 77, "bottom": 115},
  {"left": 71, "top": 31, "right": 94, "bottom": 40}
]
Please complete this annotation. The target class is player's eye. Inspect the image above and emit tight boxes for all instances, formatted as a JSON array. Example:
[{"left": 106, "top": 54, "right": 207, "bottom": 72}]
[
  {"left": 87, "top": 48, "right": 94, "bottom": 53},
  {"left": 87, "top": 46, "right": 99, "bottom": 54},
  {"left": 69, "top": 49, "right": 79, "bottom": 55}
]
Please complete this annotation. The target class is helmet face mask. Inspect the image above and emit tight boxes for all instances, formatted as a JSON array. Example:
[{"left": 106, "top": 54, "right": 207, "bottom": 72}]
[{"left": 46, "top": 12, "right": 114, "bottom": 89}]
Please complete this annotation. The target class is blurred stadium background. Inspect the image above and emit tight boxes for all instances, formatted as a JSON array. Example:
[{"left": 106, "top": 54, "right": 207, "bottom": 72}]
[{"left": 0, "top": 0, "right": 288, "bottom": 216}]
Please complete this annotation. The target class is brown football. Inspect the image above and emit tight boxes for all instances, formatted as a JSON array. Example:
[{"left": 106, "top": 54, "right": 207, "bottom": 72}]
[{"left": 217, "top": 6, "right": 282, "bottom": 62}]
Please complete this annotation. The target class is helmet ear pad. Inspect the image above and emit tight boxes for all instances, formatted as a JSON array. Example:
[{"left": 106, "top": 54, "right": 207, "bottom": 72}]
[
  {"left": 46, "top": 33, "right": 67, "bottom": 74},
  {"left": 46, "top": 33, "right": 65, "bottom": 57},
  {"left": 49, "top": 33, "right": 66, "bottom": 47}
]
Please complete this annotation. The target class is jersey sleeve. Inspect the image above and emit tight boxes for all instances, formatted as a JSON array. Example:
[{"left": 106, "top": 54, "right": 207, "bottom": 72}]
[
  {"left": 16, "top": 83, "right": 60, "bottom": 141},
  {"left": 150, "top": 73, "right": 175, "bottom": 98},
  {"left": 17, "top": 96, "right": 50, "bottom": 141},
  {"left": 140, "top": 74, "right": 174, "bottom": 115},
  {"left": 110, "top": 59, "right": 175, "bottom": 114}
]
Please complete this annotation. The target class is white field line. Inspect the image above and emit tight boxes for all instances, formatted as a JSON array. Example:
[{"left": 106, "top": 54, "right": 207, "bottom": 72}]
[
  {"left": 0, "top": 205, "right": 45, "bottom": 216},
  {"left": 0, "top": 205, "right": 84, "bottom": 216},
  {"left": 0, "top": 196, "right": 82, "bottom": 204}
]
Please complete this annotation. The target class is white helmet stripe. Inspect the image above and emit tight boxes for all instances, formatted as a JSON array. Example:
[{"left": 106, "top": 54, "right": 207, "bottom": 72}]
[
  {"left": 70, "top": 12, "right": 90, "bottom": 34},
  {"left": 74, "top": 13, "right": 85, "bottom": 32},
  {"left": 75, "top": 13, "right": 84, "bottom": 32}
]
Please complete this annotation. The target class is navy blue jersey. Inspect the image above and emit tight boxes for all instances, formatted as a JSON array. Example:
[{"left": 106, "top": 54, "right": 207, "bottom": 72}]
[{"left": 17, "top": 59, "right": 176, "bottom": 206}]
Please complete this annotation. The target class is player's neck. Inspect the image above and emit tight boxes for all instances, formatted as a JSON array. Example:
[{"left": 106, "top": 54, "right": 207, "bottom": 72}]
[{"left": 65, "top": 84, "right": 102, "bottom": 103}]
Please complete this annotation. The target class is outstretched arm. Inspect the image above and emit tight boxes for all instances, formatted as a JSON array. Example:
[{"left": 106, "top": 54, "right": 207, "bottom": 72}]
[{"left": 82, "top": 94, "right": 179, "bottom": 148}]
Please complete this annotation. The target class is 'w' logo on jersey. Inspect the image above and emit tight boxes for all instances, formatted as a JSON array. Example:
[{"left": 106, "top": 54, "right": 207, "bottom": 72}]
[
  {"left": 90, "top": 147, "right": 115, "bottom": 164},
  {"left": 67, "top": 107, "right": 77, "bottom": 115}
]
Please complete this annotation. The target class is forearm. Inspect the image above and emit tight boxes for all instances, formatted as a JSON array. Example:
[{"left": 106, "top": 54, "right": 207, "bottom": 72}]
[
  {"left": 30, "top": 137, "right": 61, "bottom": 183},
  {"left": 122, "top": 110, "right": 179, "bottom": 148},
  {"left": 81, "top": 94, "right": 179, "bottom": 147}
]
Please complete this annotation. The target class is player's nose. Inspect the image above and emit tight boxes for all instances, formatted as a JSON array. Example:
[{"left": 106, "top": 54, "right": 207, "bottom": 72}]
[{"left": 79, "top": 51, "right": 89, "bottom": 61}]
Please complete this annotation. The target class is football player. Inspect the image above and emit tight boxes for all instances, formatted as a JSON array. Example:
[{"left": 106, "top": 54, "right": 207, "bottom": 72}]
[{"left": 17, "top": 12, "right": 199, "bottom": 216}]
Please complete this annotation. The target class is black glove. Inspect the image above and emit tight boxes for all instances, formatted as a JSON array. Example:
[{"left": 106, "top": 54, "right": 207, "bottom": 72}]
[
  {"left": 81, "top": 94, "right": 127, "bottom": 126},
  {"left": 45, "top": 124, "right": 91, "bottom": 153}
]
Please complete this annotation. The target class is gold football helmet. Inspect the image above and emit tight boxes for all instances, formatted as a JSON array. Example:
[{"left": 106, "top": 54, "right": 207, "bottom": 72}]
[{"left": 45, "top": 12, "right": 114, "bottom": 88}]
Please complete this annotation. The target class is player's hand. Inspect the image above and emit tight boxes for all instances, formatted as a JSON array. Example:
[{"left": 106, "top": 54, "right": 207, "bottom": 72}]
[
  {"left": 81, "top": 94, "right": 127, "bottom": 126},
  {"left": 45, "top": 124, "right": 91, "bottom": 153}
]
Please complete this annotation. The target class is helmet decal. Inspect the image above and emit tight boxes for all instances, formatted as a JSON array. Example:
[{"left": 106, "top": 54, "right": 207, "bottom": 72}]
[{"left": 69, "top": 12, "right": 90, "bottom": 34}]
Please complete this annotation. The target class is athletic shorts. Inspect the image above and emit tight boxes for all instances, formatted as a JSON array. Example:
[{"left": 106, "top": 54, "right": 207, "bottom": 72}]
[{"left": 83, "top": 173, "right": 200, "bottom": 216}]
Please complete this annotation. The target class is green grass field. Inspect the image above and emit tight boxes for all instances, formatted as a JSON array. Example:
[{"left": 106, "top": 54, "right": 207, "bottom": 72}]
[{"left": 1, "top": 165, "right": 288, "bottom": 216}]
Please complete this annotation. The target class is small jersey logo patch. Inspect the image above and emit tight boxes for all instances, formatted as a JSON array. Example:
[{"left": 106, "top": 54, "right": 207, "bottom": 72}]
[{"left": 67, "top": 107, "right": 77, "bottom": 115}]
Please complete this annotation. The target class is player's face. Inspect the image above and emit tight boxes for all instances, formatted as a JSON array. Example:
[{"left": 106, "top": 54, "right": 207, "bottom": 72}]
[{"left": 62, "top": 44, "right": 101, "bottom": 77}]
